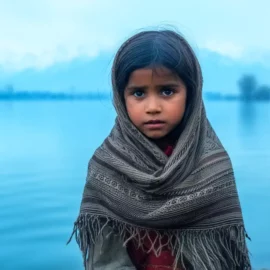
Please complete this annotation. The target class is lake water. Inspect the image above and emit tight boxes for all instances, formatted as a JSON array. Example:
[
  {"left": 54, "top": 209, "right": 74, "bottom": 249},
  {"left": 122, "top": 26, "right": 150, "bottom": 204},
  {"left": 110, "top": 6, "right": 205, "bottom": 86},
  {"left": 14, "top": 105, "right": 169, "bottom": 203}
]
[{"left": 0, "top": 100, "right": 269, "bottom": 270}]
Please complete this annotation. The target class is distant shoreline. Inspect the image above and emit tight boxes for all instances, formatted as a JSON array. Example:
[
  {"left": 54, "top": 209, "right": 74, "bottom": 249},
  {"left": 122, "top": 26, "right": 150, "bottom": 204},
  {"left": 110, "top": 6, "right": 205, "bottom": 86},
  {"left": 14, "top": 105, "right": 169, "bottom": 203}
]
[
  {"left": 204, "top": 92, "right": 270, "bottom": 102},
  {"left": 0, "top": 91, "right": 111, "bottom": 101},
  {"left": 0, "top": 91, "right": 269, "bottom": 102}
]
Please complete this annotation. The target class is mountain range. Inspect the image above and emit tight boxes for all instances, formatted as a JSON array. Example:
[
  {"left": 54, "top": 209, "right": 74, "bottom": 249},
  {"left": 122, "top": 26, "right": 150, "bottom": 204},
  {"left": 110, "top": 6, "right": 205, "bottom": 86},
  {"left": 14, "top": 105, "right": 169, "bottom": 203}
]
[{"left": 0, "top": 49, "right": 270, "bottom": 95}]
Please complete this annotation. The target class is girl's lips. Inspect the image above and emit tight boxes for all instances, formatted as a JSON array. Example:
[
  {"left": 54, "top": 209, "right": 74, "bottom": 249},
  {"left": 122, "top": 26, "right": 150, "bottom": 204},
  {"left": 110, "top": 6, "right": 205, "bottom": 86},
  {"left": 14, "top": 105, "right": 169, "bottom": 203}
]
[
  {"left": 144, "top": 120, "right": 166, "bottom": 129},
  {"left": 144, "top": 120, "right": 165, "bottom": 124}
]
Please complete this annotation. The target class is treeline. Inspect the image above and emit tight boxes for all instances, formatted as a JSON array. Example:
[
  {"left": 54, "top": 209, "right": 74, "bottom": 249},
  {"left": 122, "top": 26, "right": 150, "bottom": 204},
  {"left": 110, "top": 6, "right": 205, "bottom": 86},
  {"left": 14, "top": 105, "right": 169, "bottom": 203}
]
[
  {"left": 205, "top": 74, "right": 270, "bottom": 101},
  {"left": 0, "top": 85, "right": 110, "bottom": 101},
  {"left": 238, "top": 75, "right": 270, "bottom": 101}
]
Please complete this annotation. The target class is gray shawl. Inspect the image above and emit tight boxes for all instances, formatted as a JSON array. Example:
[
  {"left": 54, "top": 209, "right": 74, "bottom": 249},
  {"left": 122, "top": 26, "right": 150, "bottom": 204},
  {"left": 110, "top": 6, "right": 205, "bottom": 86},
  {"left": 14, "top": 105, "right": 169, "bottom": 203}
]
[{"left": 68, "top": 60, "right": 251, "bottom": 269}]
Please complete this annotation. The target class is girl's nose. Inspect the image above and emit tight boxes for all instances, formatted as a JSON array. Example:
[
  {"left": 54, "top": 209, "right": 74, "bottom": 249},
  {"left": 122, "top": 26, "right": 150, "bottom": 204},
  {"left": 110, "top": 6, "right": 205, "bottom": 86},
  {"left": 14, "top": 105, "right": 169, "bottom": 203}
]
[{"left": 145, "top": 97, "right": 162, "bottom": 114}]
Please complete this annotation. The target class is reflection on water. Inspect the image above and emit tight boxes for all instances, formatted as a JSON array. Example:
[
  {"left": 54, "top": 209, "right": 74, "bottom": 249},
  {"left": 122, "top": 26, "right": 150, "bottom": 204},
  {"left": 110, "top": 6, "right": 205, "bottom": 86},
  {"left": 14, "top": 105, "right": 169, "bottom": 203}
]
[
  {"left": 239, "top": 101, "right": 257, "bottom": 134},
  {"left": 0, "top": 100, "right": 269, "bottom": 269}
]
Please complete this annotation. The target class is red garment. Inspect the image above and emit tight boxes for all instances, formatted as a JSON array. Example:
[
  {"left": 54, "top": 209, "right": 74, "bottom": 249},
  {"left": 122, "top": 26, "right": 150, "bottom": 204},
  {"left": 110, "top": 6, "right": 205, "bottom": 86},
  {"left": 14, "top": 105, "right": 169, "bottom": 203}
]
[
  {"left": 164, "top": 145, "right": 174, "bottom": 156},
  {"left": 127, "top": 145, "right": 182, "bottom": 270}
]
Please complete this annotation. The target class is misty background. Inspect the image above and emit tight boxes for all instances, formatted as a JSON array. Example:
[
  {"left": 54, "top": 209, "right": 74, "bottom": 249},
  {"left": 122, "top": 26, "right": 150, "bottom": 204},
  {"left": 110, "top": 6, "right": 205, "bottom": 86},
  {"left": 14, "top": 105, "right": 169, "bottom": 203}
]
[{"left": 0, "top": 1, "right": 269, "bottom": 270}]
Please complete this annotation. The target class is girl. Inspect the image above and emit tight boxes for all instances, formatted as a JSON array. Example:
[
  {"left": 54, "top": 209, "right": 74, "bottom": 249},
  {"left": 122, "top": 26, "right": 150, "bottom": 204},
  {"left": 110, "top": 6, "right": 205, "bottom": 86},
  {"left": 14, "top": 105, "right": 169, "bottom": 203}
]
[{"left": 68, "top": 29, "right": 251, "bottom": 270}]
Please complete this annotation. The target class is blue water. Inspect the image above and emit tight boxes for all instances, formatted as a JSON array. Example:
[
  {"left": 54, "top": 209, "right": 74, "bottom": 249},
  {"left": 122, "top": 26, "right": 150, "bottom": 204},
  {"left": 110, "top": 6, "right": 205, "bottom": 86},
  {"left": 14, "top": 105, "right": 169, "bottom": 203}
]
[{"left": 0, "top": 100, "right": 269, "bottom": 270}]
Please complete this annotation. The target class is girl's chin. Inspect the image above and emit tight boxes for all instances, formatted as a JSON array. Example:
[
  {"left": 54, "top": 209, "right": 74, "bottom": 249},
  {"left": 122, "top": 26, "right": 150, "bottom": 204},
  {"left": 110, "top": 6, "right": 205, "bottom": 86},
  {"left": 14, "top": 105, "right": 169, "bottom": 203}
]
[{"left": 142, "top": 131, "right": 169, "bottom": 139}]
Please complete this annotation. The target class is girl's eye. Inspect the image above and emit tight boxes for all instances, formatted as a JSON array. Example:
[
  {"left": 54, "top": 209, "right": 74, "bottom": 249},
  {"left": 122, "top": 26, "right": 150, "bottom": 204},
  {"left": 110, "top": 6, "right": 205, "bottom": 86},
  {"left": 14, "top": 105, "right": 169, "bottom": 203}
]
[
  {"left": 162, "top": 88, "right": 174, "bottom": 96},
  {"left": 133, "top": 90, "right": 145, "bottom": 97}
]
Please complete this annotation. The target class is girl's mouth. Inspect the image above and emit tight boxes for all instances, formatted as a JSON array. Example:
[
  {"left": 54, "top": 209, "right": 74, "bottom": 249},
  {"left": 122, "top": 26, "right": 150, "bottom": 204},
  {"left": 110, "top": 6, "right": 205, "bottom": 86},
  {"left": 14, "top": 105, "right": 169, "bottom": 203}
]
[{"left": 144, "top": 120, "right": 166, "bottom": 129}]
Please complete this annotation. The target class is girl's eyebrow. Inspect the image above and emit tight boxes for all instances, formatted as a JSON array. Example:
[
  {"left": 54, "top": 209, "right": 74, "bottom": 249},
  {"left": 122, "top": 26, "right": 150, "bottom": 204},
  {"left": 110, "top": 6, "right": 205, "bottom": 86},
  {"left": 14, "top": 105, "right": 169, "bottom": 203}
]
[
  {"left": 126, "top": 82, "right": 181, "bottom": 90},
  {"left": 126, "top": 85, "right": 147, "bottom": 91},
  {"left": 156, "top": 83, "right": 181, "bottom": 88}
]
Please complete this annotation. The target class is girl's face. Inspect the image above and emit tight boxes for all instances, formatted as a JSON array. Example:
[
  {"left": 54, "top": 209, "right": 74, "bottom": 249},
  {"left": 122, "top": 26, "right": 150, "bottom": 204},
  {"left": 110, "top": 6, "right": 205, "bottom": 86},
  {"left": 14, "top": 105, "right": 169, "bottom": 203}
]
[{"left": 124, "top": 66, "right": 187, "bottom": 139}]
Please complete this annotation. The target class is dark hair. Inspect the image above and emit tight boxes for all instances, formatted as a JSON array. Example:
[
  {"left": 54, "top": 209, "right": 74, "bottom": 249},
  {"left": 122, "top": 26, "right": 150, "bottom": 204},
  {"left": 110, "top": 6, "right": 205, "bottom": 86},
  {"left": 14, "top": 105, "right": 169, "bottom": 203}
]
[{"left": 112, "top": 29, "right": 201, "bottom": 111}]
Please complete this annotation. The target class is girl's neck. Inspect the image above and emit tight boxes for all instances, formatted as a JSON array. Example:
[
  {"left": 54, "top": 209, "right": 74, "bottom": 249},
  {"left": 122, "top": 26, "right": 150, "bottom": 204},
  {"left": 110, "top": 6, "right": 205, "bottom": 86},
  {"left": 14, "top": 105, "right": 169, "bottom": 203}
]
[
  {"left": 151, "top": 136, "right": 176, "bottom": 152},
  {"left": 150, "top": 124, "right": 182, "bottom": 151}
]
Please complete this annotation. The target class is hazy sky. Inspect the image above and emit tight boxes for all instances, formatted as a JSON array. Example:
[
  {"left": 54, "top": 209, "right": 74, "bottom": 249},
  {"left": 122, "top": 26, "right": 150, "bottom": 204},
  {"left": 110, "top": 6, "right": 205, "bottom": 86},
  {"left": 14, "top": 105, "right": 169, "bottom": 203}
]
[{"left": 0, "top": 0, "right": 269, "bottom": 71}]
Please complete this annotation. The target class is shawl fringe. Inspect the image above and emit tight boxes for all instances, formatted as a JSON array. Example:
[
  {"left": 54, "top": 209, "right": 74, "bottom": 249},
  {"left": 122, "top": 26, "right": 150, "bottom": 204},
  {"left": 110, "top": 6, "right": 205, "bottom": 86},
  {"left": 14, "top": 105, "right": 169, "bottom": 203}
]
[{"left": 67, "top": 214, "right": 251, "bottom": 270}]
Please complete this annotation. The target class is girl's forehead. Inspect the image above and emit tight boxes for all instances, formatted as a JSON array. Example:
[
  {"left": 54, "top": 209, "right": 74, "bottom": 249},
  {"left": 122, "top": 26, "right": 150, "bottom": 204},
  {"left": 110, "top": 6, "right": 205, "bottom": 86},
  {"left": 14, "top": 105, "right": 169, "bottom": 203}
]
[{"left": 128, "top": 66, "right": 180, "bottom": 85}]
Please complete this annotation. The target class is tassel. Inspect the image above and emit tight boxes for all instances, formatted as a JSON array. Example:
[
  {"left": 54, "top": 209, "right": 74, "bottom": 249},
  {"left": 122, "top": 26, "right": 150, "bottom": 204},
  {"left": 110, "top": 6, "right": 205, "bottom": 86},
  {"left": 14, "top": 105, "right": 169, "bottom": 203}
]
[{"left": 67, "top": 214, "right": 251, "bottom": 270}]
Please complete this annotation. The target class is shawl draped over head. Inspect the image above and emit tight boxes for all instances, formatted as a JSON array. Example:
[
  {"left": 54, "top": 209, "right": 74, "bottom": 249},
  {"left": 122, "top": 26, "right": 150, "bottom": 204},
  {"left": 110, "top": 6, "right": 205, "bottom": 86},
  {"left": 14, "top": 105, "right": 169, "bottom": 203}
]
[{"left": 68, "top": 51, "right": 251, "bottom": 270}]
